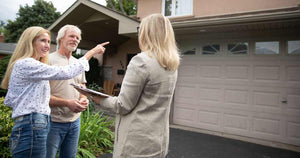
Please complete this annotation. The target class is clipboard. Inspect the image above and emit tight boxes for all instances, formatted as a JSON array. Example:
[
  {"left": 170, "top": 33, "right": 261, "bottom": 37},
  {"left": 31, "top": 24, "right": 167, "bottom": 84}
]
[{"left": 70, "top": 83, "right": 110, "bottom": 98}]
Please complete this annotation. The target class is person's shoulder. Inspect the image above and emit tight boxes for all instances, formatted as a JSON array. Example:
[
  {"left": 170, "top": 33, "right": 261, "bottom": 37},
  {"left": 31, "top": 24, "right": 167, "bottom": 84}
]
[
  {"left": 129, "top": 52, "right": 155, "bottom": 74},
  {"left": 130, "top": 52, "right": 148, "bottom": 66},
  {"left": 16, "top": 57, "right": 35, "bottom": 64},
  {"left": 49, "top": 51, "right": 60, "bottom": 64},
  {"left": 132, "top": 52, "right": 152, "bottom": 63},
  {"left": 49, "top": 51, "right": 59, "bottom": 58},
  {"left": 14, "top": 58, "right": 39, "bottom": 69}
]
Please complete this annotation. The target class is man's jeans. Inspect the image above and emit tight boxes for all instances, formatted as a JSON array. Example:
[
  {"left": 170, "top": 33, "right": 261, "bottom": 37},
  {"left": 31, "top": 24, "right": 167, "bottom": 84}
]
[
  {"left": 46, "top": 118, "right": 81, "bottom": 158},
  {"left": 9, "top": 113, "right": 50, "bottom": 158}
]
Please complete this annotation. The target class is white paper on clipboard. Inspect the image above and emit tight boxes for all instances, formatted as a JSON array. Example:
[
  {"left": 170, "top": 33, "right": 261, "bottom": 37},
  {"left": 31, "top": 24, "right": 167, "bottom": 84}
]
[{"left": 70, "top": 83, "right": 110, "bottom": 98}]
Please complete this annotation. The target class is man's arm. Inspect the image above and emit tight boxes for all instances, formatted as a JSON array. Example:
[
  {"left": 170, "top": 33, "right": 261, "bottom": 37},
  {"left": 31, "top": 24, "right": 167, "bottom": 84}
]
[
  {"left": 49, "top": 95, "right": 70, "bottom": 107},
  {"left": 50, "top": 95, "right": 87, "bottom": 113}
]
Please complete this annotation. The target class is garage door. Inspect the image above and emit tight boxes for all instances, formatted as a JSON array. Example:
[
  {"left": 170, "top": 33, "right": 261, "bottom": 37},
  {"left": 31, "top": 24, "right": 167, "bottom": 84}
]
[{"left": 173, "top": 41, "right": 300, "bottom": 146}]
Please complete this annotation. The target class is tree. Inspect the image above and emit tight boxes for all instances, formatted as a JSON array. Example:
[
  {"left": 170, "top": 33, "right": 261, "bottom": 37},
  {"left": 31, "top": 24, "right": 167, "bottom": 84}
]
[
  {"left": 4, "top": 0, "right": 60, "bottom": 43},
  {"left": 106, "top": 0, "right": 137, "bottom": 15},
  {"left": 0, "top": 20, "right": 5, "bottom": 34}
]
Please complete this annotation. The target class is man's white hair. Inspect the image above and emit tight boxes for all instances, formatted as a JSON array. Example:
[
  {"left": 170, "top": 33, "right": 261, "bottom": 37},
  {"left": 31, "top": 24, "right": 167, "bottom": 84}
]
[{"left": 56, "top": 25, "right": 81, "bottom": 47}]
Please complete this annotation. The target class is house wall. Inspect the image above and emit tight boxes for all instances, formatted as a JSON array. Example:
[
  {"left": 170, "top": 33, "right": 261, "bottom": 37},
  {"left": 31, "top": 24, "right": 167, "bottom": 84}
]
[
  {"left": 104, "top": 38, "right": 140, "bottom": 84},
  {"left": 194, "top": 0, "right": 300, "bottom": 17},
  {"left": 0, "top": 34, "right": 4, "bottom": 43},
  {"left": 137, "top": 0, "right": 162, "bottom": 19},
  {"left": 137, "top": 0, "right": 300, "bottom": 19}
]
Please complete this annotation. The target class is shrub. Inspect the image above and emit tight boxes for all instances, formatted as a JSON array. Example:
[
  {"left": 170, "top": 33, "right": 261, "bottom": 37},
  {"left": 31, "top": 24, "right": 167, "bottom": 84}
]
[
  {"left": 0, "top": 95, "right": 115, "bottom": 158},
  {"left": 0, "top": 55, "right": 11, "bottom": 96},
  {"left": 77, "top": 100, "right": 115, "bottom": 158},
  {"left": 0, "top": 97, "right": 13, "bottom": 158}
]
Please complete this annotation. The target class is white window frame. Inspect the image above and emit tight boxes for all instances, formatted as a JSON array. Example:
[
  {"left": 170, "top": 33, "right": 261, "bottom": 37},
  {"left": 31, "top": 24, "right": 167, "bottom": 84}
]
[
  {"left": 254, "top": 41, "right": 280, "bottom": 55},
  {"left": 226, "top": 42, "right": 249, "bottom": 56},
  {"left": 178, "top": 41, "right": 198, "bottom": 56},
  {"left": 287, "top": 40, "right": 300, "bottom": 55},
  {"left": 162, "top": 0, "right": 193, "bottom": 17},
  {"left": 200, "top": 43, "right": 222, "bottom": 56}
]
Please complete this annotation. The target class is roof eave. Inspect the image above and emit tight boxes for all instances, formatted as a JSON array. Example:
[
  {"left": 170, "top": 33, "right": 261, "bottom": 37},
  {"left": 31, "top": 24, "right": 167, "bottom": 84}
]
[
  {"left": 48, "top": 0, "right": 140, "bottom": 35},
  {"left": 172, "top": 8, "right": 300, "bottom": 29}
]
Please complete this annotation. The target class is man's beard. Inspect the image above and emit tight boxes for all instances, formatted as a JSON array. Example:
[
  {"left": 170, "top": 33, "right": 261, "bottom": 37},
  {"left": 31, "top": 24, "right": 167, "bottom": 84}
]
[
  {"left": 64, "top": 42, "right": 77, "bottom": 52},
  {"left": 66, "top": 45, "right": 76, "bottom": 52}
]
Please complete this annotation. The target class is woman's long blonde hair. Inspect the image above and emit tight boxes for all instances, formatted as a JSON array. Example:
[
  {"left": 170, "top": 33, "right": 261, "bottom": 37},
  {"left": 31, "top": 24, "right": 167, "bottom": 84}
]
[
  {"left": 1, "top": 26, "right": 50, "bottom": 89},
  {"left": 138, "top": 13, "right": 180, "bottom": 71}
]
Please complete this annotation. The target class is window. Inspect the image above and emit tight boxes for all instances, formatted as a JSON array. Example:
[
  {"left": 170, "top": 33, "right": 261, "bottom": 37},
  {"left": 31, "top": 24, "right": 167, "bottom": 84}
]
[
  {"left": 288, "top": 40, "right": 300, "bottom": 55},
  {"left": 227, "top": 43, "right": 249, "bottom": 55},
  {"left": 255, "top": 41, "right": 279, "bottom": 55},
  {"left": 202, "top": 44, "right": 221, "bottom": 55},
  {"left": 182, "top": 48, "right": 196, "bottom": 55},
  {"left": 162, "top": 0, "right": 193, "bottom": 17},
  {"left": 179, "top": 42, "right": 197, "bottom": 55}
]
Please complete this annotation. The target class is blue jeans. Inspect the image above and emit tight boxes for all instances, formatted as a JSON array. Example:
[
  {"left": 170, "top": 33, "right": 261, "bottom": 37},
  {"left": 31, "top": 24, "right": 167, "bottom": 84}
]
[
  {"left": 9, "top": 113, "right": 50, "bottom": 158},
  {"left": 46, "top": 118, "right": 81, "bottom": 158}
]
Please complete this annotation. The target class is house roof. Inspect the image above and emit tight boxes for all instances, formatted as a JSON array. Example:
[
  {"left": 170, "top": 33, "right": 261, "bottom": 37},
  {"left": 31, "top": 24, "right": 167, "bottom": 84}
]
[
  {"left": 0, "top": 43, "right": 17, "bottom": 55},
  {"left": 170, "top": 7, "right": 300, "bottom": 36},
  {"left": 48, "top": 0, "right": 140, "bottom": 50}
]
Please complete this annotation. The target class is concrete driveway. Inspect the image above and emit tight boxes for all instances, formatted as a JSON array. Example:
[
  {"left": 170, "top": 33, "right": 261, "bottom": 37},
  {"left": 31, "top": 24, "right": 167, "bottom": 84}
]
[{"left": 100, "top": 127, "right": 300, "bottom": 158}]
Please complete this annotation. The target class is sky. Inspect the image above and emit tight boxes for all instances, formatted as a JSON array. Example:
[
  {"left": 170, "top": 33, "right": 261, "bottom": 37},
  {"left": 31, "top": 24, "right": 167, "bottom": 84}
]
[{"left": 0, "top": 0, "right": 107, "bottom": 22}]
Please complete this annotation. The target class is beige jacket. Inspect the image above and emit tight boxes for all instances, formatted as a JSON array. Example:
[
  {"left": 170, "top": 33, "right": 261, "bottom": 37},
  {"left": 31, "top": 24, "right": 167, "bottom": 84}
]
[{"left": 99, "top": 52, "right": 178, "bottom": 158}]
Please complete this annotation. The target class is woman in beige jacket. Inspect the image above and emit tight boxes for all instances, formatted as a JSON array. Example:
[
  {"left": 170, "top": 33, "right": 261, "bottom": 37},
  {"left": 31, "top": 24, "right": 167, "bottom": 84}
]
[{"left": 80, "top": 14, "right": 180, "bottom": 158}]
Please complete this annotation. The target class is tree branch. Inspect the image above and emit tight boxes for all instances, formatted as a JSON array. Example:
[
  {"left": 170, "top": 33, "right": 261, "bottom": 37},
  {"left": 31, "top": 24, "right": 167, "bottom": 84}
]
[
  {"left": 107, "top": 0, "right": 117, "bottom": 11},
  {"left": 118, "top": 0, "right": 127, "bottom": 15}
]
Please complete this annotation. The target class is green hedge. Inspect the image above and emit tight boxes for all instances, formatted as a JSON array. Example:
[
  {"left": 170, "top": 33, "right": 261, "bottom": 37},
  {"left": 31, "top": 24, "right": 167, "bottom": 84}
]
[
  {"left": 0, "top": 55, "right": 11, "bottom": 96},
  {"left": 77, "top": 101, "right": 115, "bottom": 158},
  {"left": 0, "top": 97, "right": 13, "bottom": 158},
  {"left": 0, "top": 96, "right": 114, "bottom": 158}
]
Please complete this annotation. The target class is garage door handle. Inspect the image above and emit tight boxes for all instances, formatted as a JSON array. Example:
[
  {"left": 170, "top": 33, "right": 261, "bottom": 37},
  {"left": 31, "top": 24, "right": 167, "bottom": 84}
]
[{"left": 281, "top": 100, "right": 287, "bottom": 104}]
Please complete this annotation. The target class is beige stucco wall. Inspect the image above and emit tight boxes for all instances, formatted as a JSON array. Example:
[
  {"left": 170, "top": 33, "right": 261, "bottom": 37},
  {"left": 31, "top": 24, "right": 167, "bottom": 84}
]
[
  {"left": 104, "top": 38, "right": 140, "bottom": 84},
  {"left": 137, "top": 0, "right": 162, "bottom": 19},
  {"left": 137, "top": 0, "right": 300, "bottom": 19},
  {"left": 194, "top": 0, "right": 300, "bottom": 17}
]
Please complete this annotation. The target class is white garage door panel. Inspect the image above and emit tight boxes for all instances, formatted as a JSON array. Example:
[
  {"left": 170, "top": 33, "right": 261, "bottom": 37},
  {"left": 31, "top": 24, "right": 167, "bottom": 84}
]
[
  {"left": 174, "top": 100, "right": 222, "bottom": 130},
  {"left": 287, "top": 118, "right": 300, "bottom": 146},
  {"left": 253, "top": 89, "right": 282, "bottom": 114},
  {"left": 286, "top": 66, "right": 300, "bottom": 82},
  {"left": 198, "top": 110, "right": 220, "bottom": 126},
  {"left": 225, "top": 89, "right": 249, "bottom": 105},
  {"left": 173, "top": 54, "right": 300, "bottom": 146},
  {"left": 198, "top": 86, "right": 222, "bottom": 102},
  {"left": 287, "top": 93, "right": 300, "bottom": 116},
  {"left": 222, "top": 111, "right": 250, "bottom": 135},
  {"left": 200, "top": 65, "right": 222, "bottom": 78},
  {"left": 173, "top": 106, "right": 196, "bottom": 122},
  {"left": 252, "top": 113, "right": 281, "bottom": 136},
  {"left": 225, "top": 65, "right": 249, "bottom": 80},
  {"left": 254, "top": 65, "right": 280, "bottom": 81}
]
